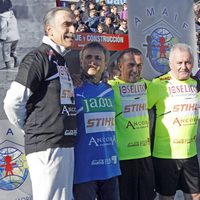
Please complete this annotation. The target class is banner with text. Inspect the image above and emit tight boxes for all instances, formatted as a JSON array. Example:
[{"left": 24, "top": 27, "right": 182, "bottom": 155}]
[{"left": 73, "top": 32, "right": 129, "bottom": 51}]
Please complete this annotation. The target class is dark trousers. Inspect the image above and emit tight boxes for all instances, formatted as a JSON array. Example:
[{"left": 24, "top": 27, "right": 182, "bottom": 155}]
[{"left": 73, "top": 177, "right": 120, "bottom": 200}]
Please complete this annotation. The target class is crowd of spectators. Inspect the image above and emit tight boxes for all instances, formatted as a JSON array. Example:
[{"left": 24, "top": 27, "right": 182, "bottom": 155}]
[
  {"left": 194, "top": 2, "right": 200, "bottom": 47},
  {"left": 194, "top": 1, "right": 200, "bottom": 65},
  {"left": 64, "top": 0, "right": 200, "bottom": 62},
  {"left": 67, "top": 0, "right": 128, "bottom": 34}
]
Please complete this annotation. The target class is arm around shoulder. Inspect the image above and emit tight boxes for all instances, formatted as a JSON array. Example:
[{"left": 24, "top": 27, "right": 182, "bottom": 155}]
[{"left": 147, "top": 79, "right": 159, "bottom": 109}]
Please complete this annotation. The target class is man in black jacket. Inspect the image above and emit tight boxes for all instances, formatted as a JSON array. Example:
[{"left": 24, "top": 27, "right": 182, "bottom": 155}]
[
  {"left": 4, "top": 7, "right": 77, "bottom": 200},
  {"left": 115, "top": 19, "right": 128, "bottom": 34}
]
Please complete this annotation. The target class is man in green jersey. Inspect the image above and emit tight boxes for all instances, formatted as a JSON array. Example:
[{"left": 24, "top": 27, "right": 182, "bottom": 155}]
[
  {"left": 108, "top": 48, "right": 155, "bottom": 200},
  {"left": 148, "top": 43, "right": 200, "bottom": 200}
]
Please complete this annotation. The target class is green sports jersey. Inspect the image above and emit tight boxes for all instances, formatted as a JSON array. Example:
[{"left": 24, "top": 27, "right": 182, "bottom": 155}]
[
  {"left": 108, "top": 77, "right": 151, "bottom": 160},
  {"left": 148, "top": 72, "right": 199, "bottom": 159}
]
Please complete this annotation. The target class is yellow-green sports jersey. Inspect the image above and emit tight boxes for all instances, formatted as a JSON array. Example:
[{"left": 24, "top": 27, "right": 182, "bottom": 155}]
[
  {"left": 108, "top": 77, "right": 151, "bottom": 160},
  {"left": 148, "top": 72, "right": 199, "bottom": 159}
]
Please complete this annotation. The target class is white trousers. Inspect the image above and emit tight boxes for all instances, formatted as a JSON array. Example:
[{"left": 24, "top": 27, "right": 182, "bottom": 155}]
[{"left": 26, "top": 147, "right": 74, "bottom": 200}]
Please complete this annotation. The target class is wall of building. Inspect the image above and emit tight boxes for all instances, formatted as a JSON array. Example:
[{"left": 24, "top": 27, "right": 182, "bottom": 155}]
[{"left": 13, "top": 0, "right": 55, "bottom": 21}]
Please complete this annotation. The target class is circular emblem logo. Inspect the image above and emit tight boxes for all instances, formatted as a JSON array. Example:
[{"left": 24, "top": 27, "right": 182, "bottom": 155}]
[
  {"left": 0, "top": 147, "right": 29, "bottom": 190},
  {"left": 144, "top": 27, "right": 176, "bottom": 74}
]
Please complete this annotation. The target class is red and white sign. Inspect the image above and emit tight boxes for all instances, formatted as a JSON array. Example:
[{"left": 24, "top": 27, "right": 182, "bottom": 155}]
[{"left": 73, "top": 32, "right": 129, "bottom": 51}]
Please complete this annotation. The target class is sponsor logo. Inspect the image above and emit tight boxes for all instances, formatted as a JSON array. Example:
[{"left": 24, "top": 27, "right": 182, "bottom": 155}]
[
  {"left": 87, "top": 117, "right": 115, "bottom": 128},
  {"left": 91, "top": 155, "right": 117, "bottom": 166},
  {"left": 173, "top": 116, "right": 198, "bottom": 126},
  {"left": 124, "top": 103, "right": 146, "bottom": 113},
  {"left": 88, "top": 136, "right": 116, "bottom": 147},
  {"left": 61, "top": 105, "right": 76, "bottom": 115},
  {"left": 83, "top": 97, "right": 114, "bottom": 113},
  {"left": 119, "top": 84, "right": 146, "bottom": 96},
  {"left": 173, "top": 136, "right": 196, "bottom": 144},
  {"left": 173, "top": 103, "right": 198, "bottom": 112},
  {"left": 168, "top": 84, "right": 197, "bottom": 96},
  {"left": 85, "top": 112, "right": 115, "bottom": 133},
  {"left": 128, "top": 138, "right": 150, "bottom": 147},
  {"left": 126, "top": 120, "right": 149, "bottom": 129},
  {"left": 64, "top": 129, "right": 77, "bottom": 136}
]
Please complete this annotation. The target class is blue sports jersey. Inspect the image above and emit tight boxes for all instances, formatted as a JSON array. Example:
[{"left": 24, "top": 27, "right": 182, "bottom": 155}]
[{"left": 74, "top": 81, "right": 121, "bottom": 184}]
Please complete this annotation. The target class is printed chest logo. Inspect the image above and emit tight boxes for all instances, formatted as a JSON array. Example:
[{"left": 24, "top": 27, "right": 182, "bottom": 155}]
[
  {"left": 164, "top": 83, "right": 199, "bottom": 121},
  {"left": 91, "top": 155, "right": 118, "bottom": 166},
  {"left": 88, "top": 135, "right": 116, "bottom": 147},
  {"left": 167, "top": 84, "right": 197, "bottom": 97},
  {"left": 83, "top": 97, "right": 115, "bottom": 134},
  {"left": 118, "top": 83, "right": 148, "bottom": 118},
  {"left": 83, "top": 97, "right": 114, "bottom": 113}
]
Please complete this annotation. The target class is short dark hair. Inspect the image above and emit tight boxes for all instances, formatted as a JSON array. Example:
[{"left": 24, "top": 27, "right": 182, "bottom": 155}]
[
  {"left": 117, "top": 48, "right": 142, "bottom": 64},
  {"left": 105, "top": 14, "right": 113, "bottom": 19},
  {"left": 80, "top": 42, "right": 109, "bottom": 62}
]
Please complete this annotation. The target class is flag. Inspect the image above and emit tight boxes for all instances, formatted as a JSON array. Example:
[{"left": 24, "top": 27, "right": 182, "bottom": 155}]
[{"left": 127, "top": 0, "right": 198, "bottom": 80}]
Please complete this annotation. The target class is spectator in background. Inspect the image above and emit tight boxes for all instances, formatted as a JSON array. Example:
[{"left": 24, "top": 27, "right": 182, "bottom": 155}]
[
  {"left": 76, "top": 23, "right": 89, "bottom": 32},
  {"left": 0, "top": 0, "right": 20, "bottom": 69},
  {"left": 119, "top": 3, "right": 128, "bottom": 21},
  {"left": 79, "top": 2, "right": 89, "bottom": 22},
  {"left": 74, "top": 9, "right": 83, "bottom": 30},
  {"left": 88, "top": 1, "right": 96, "bottom": 11},
  {"left": 74, "top": 9, "right": 80, "bottom": 17},
  {"left": 99, "top": 10, "right": 106, "bottom": 23},
  {"left": 85, "top": 9, "right": 99, "bottom": 33},
  {"left": 194, "top": 2, "right": 200, "bottom": 64},
  {"left": 96, "top": 0, "right": 106, "bottom": 12},
  {"left": 97, "top": 23, "right": 107, "bottom": 34},
  {"left": 102, "top": 14, "right": 115, "bottom": 34},
  {"left": 70, "top": 3, "right": 77, "bottom": 12},
  {"left": 110, "top": 5, "right": 120, "bottom": 30},
  {"left": 76, "top": 0, "right": 86, "bottom": 10},
  {"left": 115, "top": 19, "right": 128, "bottom": 34},
  {"left": 194, "top": 2, "right": 200, "bottom": 25},
  {"left": 102, "top": 4, "right": 110, "bottom": 16},
  {"left": 194, "top": 3, "right": 200, "bottom": 36}
]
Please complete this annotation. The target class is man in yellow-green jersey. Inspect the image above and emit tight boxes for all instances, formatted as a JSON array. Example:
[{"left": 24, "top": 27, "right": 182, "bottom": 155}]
[
  {"left": 148, "top": 43, "right": 200, "bottom": 200},
  {"left": 108, "top": 48, "right": 155, "bottom": 200}
]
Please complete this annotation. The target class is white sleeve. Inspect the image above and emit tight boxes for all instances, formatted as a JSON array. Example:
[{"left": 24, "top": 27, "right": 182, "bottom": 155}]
[{"left": 4, "top": 81, "right": 33, "bottom": 130}]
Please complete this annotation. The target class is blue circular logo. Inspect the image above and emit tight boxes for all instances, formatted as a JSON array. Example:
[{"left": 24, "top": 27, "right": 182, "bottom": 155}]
[{"left": 144, "top": 27, "right": 176, "bottom": 73}]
